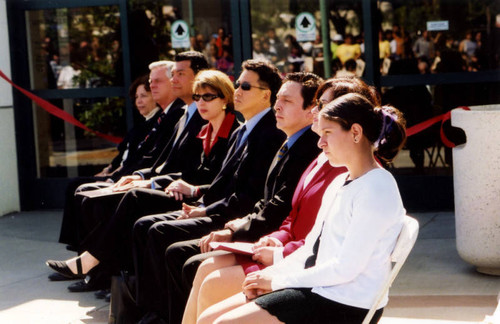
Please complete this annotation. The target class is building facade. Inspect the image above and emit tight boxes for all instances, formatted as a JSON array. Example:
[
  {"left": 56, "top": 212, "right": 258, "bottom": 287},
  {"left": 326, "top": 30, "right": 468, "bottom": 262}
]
[{"left": 2, "top": 0, "right": 499, "bottom": 213}]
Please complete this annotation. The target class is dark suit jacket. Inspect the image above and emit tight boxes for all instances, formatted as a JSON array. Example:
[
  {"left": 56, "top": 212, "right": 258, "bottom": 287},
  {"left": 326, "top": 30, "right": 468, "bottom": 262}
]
[
  {"left": 231, "top": 128, "right": 321, "bottom": 242},
  {"left": 110, "top": 98, "right": 185, "bottom": 181},
  {"left": 109, "top": 109, "right": 163, "bottom": 173},
  {"left": 181, "top": 113, "right": 241, "bottom": 187},
  {"left": 136, "top": 108, "right": 207, "bottom": 182},
  {"left": 200, "top": 109, "right": 286, "bottom": 223}
]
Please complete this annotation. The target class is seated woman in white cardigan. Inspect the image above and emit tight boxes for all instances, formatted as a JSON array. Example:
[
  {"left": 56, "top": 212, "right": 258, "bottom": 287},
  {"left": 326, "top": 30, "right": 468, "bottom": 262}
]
[{"left": 197, "top": 92, "right": 408, "bottom": 324}]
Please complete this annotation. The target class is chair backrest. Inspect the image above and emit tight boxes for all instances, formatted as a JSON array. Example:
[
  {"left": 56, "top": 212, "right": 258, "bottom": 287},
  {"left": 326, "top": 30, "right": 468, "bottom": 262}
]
[{"left": 362, "top": 215, "right": 420, "bottom": 324}]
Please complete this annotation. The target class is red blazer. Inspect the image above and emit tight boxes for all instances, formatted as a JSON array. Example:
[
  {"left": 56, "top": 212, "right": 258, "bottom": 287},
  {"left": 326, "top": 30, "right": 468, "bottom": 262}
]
[
  {"left": 237, "top": 155, "right": 346, "bottom": 274},
  {"left": 267, "top": 156, "right": 346, "bottom": 257}
]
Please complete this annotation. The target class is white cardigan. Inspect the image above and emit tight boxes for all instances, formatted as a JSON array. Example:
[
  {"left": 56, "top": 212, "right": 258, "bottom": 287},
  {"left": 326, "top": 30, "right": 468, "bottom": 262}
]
[{"left": 261, "top": 168, "right": 405, "bottom": 309}]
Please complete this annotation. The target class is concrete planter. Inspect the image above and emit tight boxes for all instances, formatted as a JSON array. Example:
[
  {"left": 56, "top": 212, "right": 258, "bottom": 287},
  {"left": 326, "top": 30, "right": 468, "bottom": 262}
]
[{"left": 452, "top": 105, "right": 500, "bottom": 275}]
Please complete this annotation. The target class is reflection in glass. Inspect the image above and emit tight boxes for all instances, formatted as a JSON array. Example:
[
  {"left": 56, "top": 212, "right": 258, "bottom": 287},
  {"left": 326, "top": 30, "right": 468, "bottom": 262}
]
[
  {"left": 127, "top": 0, "right": 232, "bottom": 78},
  {"left": 26, "top": 6, "right": 123, "bottom": 90},
  {"left": 250, "top": 0, "right": 364, "bottom": 78},
  {"left": 379, "top": 0, "right": 499, "bottom": 76},
  {"left": 33, "top": 97, "right": 126, "bottom": 178}
]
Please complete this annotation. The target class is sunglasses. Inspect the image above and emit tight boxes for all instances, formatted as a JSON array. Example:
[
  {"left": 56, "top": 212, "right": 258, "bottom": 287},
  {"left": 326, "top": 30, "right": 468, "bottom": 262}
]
[
  {"left": 192, "top": 93, "right": 222, "bottom": 102},
  {"left": 316, "top": 99, "right": 328, "bottom": 111},
  {"left": 235, "top": 81, "right": 268, "bottom": 91}
]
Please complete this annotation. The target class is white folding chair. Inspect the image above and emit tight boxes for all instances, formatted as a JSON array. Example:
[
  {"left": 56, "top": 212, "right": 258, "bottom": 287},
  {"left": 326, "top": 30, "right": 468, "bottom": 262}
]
[{"left": 362, "top": 215, "right": 420, "bottom": 324}]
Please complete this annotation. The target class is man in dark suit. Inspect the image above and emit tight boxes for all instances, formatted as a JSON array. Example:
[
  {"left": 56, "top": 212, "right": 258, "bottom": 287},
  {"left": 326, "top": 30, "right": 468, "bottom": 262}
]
[
  {"left": 58, "top": 60, "right": 184, "bottom": 251},
  {"left": 162, "top": 72, "right": 324, "bottom": 324},
  {"left": 131, "top": 60, "right": 287, "bottom": 322},
  {"left": 48, "top": 53, "right": 210, "bottom": 291}
]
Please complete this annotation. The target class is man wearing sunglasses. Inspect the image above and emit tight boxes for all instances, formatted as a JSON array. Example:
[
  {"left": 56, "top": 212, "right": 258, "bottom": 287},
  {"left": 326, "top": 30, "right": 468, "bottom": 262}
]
[
  {"left": 159, "top": 72, "right": 324, "bottom": 324},
  {"left": 131, "top": 59, "right": 287, "bottom": 323}
]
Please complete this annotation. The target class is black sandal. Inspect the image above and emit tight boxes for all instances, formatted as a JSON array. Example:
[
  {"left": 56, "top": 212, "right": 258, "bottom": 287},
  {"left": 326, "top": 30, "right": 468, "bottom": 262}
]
[{"left": 46, "top": 257, "right": 86, "bottom": 280}]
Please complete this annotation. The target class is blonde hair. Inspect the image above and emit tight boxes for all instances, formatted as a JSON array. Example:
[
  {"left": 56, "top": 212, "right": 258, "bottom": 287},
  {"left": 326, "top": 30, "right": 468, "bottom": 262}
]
[{"left": 192, "top": 70, "right": 235, "bottom": 111}]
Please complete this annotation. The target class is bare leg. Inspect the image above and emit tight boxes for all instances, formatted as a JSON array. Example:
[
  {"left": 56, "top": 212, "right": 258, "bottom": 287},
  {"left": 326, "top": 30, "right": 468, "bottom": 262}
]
[
  {"left": 197, "top": 292, "right": 248, "bottom": 324},
  {"left": 198, "top": 265, "right": 246, "bottom": 315},
  {"left": 182, "top": 254, "right": 238, "bottom": 324},
  {"left": 214, "top": 301, "right": 284, "bottom": 324},
  {"left": 66, "top": 251, "right": 99, "bottom": 274}
]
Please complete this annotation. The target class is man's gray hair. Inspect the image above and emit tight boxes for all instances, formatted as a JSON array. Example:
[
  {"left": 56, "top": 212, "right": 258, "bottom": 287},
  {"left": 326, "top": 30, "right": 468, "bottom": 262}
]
[{"left": 148, "top": 60, "right": 175, "bottom": 78}]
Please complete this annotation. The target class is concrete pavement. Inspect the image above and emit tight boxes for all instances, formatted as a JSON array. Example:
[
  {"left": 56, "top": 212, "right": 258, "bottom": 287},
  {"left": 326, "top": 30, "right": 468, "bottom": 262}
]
[{"left": 0, "top": 210, "right": 498, "bottom": 324}]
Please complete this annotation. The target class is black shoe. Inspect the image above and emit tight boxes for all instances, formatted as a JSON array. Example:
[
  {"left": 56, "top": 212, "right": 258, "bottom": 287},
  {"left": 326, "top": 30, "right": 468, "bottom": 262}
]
[
  {"left": 48, "top": 272, "right": 82, "bottom": 281},
  {"left": 68, "top": 277, "right": 109, "bottom": 292},
  {"left": 94, "top": 289, "right": 110, "bottom": 299},
  {"left": 46, "top": 258, "right": 85, "bottom": 280},
  {"left": 104, "top": 292, "right": 111, "bottom": 302},
  {"left": 68, "top": 267, "right": 110, "bottom": 292}
]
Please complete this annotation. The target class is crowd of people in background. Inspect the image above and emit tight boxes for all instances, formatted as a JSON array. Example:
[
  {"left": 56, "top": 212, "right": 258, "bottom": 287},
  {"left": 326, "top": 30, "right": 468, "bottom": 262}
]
[{"left": 242, "top": 26, "right": 492, "bottom": 79}]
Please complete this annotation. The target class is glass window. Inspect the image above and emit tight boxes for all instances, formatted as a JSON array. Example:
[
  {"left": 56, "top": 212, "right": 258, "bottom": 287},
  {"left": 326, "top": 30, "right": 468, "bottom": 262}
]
[
  {"left": 26, "top": 6, "right": 123, "bottom": 90},
  {"left": 33, "top": 97, "right": 126, "bottom": 178},
  {"left": 127, "top": 0, "right": 233, "bottom": 79},
  {"left": 249, "top": 0, "right": 364, "bottom": 79},
  {"left": 378, "top": 0, "right": 500, "bottom": 76}
]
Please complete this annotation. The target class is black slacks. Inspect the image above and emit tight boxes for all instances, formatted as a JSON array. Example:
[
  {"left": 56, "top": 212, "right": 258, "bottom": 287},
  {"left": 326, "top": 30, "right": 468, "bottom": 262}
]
[
  {"left": 81, "top": 188, "right": 183, "bottom": 273},
  {"left": 58, "top": 177, "right": 108, "bottom": 247},
  {"left": 133, "top": 213, "right": 226, "bottom": 319}
]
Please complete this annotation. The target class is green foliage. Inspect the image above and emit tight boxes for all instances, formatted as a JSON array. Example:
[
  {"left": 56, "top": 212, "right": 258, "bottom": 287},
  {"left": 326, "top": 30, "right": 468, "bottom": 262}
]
[{"left": 77, "top": 97, "right": 126, "bottom": 137}]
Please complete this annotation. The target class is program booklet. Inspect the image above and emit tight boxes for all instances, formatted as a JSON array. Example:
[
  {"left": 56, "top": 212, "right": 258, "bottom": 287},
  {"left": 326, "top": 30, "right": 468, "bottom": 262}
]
[{"left": 209, "top": 242, "right": 255, "bottom": 256}]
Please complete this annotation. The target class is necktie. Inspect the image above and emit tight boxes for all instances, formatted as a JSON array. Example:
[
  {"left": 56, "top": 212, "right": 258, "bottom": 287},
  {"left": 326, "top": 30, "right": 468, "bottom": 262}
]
[
  {"left": 235, "top": 125, "right": 246, "bottom": 149},
  {"left": 174, "top": 111, "right": 189, "bottom": 143},
  {"left": 268, "top": 141, "right": 288, "bottom": 177},
  {"left": 276, "top": 143, "right": 288, "bottom": 161},
  {"left": 137, "top": 113, "right": 166, "bottom": 151}
]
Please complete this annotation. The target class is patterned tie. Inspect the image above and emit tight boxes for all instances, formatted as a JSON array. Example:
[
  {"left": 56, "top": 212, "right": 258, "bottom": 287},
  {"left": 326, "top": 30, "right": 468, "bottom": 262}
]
[
  {"left": 276, "top": 143, "right": 288, "bottom": 161},
  {"left": 268, "top": 141, "right": 288, "bottom": 177},
  {"left": 136, "top": 112, "right": 166, "bottom": 151}
]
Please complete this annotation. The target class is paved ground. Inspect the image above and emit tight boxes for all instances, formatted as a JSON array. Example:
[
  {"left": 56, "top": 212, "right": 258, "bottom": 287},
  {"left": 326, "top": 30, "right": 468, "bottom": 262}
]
[{"left": 0, "top": 210, "right": 498, "bottom": 324}]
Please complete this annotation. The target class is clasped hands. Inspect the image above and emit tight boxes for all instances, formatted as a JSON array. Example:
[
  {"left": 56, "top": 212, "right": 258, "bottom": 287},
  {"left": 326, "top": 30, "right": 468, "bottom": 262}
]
[
  {"left": 164, "top": 179, "right": 197, "bottom": 201},
  {"left": 241, "top": 238, "right": 282, "bottom": 300},
  {"left": 242, "top": 271, "right": 273, "bottom": 300}
]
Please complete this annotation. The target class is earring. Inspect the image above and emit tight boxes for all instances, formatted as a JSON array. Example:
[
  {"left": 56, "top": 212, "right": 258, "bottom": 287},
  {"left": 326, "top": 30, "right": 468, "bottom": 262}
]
[
  {"left": 354, "top": 137, "right": 358, "bottom": 143},
  {"left": 222, "top": 105, "right": 226, "bottom": 110}
]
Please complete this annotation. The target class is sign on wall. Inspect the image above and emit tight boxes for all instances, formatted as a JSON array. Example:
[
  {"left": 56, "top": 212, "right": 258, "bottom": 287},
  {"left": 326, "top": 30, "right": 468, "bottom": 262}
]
[
  {"left": 427, "top": 20, "right": 449, "bottom": 31},
  {"left": 295, "top": 12, "right": 316, "bottom": 42},
  {"left": 171, "top": 20, "right": 190, "bottom": 48}
]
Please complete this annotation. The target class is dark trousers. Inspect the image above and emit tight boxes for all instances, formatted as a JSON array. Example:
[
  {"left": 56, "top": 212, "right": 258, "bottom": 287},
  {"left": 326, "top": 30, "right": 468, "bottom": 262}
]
[
  {"left": 82, "top": 188, "right": 183, "bottom": 273},
  {"left": 58, "top": 176, "right": 108, "bottom": 247},
  {"left": 133, "top": 213, "right": 226, "bottom": 319}
]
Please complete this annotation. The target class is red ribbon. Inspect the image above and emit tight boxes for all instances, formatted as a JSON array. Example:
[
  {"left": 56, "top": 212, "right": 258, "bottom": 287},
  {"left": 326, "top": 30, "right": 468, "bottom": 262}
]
[
  {"left": 406, "top": 106, "right": 470, "bottom": 148},
  {"left": 0, "top": 69, "right": 123, "bottom": 144}
]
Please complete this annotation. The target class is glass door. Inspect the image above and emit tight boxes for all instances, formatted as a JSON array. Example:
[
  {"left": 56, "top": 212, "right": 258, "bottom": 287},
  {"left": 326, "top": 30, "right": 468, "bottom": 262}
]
[{"left": 7, "top": 0, "right": 131, "bottom": 209}]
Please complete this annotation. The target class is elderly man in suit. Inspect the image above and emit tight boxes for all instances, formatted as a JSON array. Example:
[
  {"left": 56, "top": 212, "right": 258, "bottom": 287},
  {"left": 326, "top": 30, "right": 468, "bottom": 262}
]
[
  {"left": 58, "top": 60, "right": 185, "bottom": 253},
  {"left": 47, "top": 52, "right": 209, "bottom": 291}
]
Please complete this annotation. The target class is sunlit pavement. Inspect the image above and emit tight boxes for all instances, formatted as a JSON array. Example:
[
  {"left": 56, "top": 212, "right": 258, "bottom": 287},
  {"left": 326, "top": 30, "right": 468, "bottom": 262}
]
[{"left": 0, "top": 210, "right": 498, "bottom": 324}]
